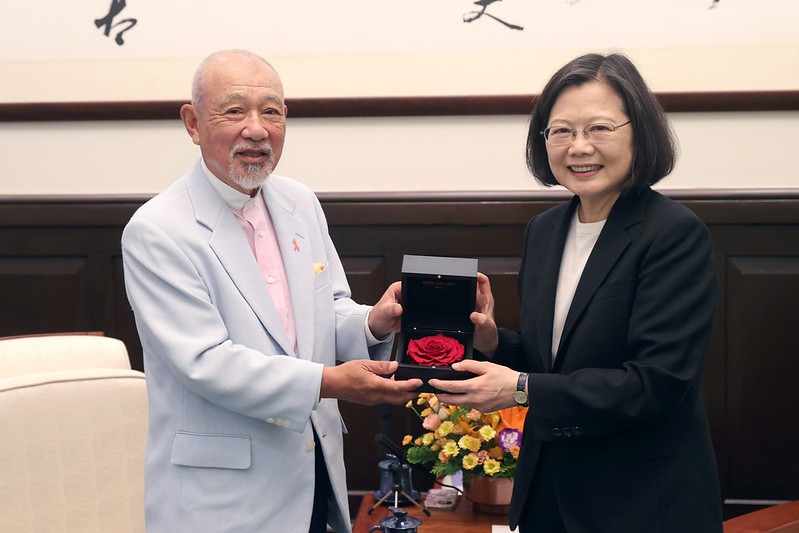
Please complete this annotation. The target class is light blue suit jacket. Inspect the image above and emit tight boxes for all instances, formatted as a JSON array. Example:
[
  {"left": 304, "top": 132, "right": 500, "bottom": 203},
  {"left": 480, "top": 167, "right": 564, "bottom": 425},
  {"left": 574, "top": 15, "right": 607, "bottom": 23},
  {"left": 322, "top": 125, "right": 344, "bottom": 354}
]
[{"left": 122, "top": 161, "right": 386, "bottom": 532}]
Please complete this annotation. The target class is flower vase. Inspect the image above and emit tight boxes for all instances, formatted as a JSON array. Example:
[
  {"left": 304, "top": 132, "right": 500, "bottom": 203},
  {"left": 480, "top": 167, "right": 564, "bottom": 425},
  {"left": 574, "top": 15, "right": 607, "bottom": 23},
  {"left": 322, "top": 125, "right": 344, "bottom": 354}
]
[{"left": 463, "top": 476, "right": 513, "bottom": 515}]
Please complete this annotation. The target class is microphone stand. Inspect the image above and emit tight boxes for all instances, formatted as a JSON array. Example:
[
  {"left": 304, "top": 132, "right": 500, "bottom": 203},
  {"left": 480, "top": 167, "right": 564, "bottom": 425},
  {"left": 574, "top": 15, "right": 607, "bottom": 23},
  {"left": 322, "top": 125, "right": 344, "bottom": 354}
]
[{"left": 369, "top": 459, "right": 430, "bottom": 516}]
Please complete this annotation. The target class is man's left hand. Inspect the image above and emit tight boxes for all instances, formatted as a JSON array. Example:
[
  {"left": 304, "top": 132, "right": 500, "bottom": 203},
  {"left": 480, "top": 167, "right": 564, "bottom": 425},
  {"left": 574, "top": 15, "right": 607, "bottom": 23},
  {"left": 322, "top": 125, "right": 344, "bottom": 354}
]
[{"left": 368, "top": 281, "right": 403, "bottom": 340}]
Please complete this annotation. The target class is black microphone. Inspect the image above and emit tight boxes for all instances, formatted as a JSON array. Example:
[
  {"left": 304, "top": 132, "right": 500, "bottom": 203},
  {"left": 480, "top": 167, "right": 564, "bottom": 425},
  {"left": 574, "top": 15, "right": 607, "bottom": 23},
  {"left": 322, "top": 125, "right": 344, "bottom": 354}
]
[
  {"left": 374, "top": 433, "right": 463, "bottom": 499},
  {"left": 374, "top": 432, "right": 408, "bottom": 462}
]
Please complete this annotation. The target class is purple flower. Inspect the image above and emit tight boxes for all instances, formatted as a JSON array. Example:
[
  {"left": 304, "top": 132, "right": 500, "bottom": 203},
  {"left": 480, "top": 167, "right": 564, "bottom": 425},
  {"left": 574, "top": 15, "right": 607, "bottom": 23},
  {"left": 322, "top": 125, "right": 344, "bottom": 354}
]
[{"left": 497, "top": 428, "right": 521, "bottom": 452}]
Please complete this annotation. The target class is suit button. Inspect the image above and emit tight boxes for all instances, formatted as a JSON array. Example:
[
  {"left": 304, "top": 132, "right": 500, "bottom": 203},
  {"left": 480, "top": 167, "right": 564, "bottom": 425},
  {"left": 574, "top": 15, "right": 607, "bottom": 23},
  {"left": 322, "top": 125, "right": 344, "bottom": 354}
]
[
  {"left": 306, "top": 440, "right": 316, "bottom": 452},
  {"left": 573, "top": 426, "right": 583, "bottom": 437},
  {"left": 282, "top": 419, "right": 291, "bottom": 428},
  {"left": 551, "top": 428, "right": 562, "bottom": 438},
  {"left": 563, "top": 427, "right": 572, "bottom": 438},
  {"left": 266, "top": 417, "right": 276, "bottom": 424}
]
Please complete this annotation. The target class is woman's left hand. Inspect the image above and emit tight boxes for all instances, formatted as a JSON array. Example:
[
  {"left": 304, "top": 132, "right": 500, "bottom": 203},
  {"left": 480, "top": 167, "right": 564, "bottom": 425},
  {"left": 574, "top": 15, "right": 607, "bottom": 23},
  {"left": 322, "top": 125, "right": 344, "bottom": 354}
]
[{"left": 429, "top": 359, "right": 521, "bottom": 412}]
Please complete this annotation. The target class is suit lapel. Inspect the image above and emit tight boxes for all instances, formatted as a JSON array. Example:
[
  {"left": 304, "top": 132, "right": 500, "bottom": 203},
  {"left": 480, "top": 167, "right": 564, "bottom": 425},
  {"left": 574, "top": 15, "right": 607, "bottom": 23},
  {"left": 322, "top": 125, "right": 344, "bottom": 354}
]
[
  {"left": 553, "top": 190, "right": 649, "bottom": 370},
  {"left": 186, "top": 167, "right": 296, "bottom": 357},
  {"left": 262, "top": 183, "right": 315, "bottom": 361}
]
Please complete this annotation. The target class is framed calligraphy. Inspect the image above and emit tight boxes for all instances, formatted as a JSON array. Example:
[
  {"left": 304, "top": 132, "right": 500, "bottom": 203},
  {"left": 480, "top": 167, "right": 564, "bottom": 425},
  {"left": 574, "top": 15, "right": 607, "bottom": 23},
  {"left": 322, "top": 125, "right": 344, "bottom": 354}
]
[{"left": 0, "top": 0, "right": 797, "bottom": 120}]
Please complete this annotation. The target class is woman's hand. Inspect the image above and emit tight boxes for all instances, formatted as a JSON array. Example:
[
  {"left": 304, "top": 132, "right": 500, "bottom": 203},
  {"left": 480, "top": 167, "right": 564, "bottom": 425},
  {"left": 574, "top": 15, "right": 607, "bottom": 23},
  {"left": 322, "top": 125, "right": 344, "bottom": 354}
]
[{"left": 429, "top": 359, "right": 520, "bottom": 413}]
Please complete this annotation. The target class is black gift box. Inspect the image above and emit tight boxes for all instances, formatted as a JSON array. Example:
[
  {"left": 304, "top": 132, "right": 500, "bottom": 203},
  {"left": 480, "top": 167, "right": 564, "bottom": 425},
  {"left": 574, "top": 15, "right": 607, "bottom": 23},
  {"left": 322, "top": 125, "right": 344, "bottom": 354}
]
[{"left": 394, "top": 254, "right": 478, "bottom": 392}]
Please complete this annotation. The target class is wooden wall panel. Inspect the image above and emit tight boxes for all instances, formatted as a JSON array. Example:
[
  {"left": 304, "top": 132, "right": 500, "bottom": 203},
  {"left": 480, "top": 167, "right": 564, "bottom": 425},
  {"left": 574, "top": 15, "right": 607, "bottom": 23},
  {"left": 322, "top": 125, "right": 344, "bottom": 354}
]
[
  {"left": 339, "top": 257, "right": 387, "bottom": 305},
  {"left": 1, "top": 190, "right": 797, "bottom": 519},
  {"left": 726, "top": 257, "right": 799, "bottom": 500},
  {"left": 0, "top": 256, "right": 93, "bottom": 335},
  {"left": 476, "top": 256, "right": 523, "bottom": 332}
]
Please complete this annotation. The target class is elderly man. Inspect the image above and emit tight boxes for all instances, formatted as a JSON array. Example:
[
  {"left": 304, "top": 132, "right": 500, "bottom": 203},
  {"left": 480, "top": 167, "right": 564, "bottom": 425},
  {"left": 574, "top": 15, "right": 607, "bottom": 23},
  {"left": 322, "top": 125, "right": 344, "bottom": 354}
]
[{"left": 122, "top": 49, "right": 421, "bottom": 533}]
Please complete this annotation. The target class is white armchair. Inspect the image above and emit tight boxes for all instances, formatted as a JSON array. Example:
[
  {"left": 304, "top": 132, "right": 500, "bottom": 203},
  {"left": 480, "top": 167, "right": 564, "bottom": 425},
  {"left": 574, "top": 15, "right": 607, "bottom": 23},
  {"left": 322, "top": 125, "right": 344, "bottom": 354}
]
[
  {"left": 0, "top": 333, "right": 131, "bottom": 377},
  {"left": 0, "top": 334, "right": 147, "bottom": 532}
]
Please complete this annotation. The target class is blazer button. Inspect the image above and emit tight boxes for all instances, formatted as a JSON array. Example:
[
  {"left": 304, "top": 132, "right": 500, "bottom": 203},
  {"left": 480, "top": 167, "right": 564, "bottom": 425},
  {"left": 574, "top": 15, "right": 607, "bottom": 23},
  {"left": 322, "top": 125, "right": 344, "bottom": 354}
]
[
  {"left": 563, "top": 427, "right": 572, "bottom": 438},
  {"left": 266, "top": 417, "right": 276, "bottom": 424},
  {"left": 573, "top": 426, "right": 583, "bottom": 437},
  {"left": 305, "top": 440, "right": 316, "bottom": 452},
  {"left": 551, "top": 428, "right": 562, "bottom": 438}
]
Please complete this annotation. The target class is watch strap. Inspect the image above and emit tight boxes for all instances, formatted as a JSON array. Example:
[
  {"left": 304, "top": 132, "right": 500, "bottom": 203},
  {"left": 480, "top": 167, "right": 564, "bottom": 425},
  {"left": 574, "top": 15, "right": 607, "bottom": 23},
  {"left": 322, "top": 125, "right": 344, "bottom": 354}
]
[{"left": 514, "top": 372, "right": 529, "bottom": 406}]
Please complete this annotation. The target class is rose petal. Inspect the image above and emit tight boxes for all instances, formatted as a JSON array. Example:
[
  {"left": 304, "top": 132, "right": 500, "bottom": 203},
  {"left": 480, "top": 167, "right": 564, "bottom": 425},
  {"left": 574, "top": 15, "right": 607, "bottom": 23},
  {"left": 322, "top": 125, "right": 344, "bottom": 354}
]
[{"left": 406, "top": 334, "right": 465, "bottom": 366}]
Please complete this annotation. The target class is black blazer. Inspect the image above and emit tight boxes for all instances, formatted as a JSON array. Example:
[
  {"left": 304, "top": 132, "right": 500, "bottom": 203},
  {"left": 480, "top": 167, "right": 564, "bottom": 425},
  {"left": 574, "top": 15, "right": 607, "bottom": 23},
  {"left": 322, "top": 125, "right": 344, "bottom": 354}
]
[{"left": 493, "top": 188, "right": 723, "bottom": 532}]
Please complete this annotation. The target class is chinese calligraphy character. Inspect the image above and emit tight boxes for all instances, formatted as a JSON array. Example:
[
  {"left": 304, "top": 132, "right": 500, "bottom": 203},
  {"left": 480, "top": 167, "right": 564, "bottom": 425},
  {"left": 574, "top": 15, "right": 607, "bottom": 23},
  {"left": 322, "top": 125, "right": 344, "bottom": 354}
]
[
  {"left": 95, "top": 0, "right": 137, "bottom": 45},
  {"left": 463, "top": 0, "right": 523, "bottom": 31}
]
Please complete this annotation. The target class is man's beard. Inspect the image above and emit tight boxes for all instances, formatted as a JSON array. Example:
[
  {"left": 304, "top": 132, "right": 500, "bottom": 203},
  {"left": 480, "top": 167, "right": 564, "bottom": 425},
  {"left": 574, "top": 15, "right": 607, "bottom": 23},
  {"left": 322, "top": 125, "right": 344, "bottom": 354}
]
[{"left": 228, "top": 144, "right": 275, "bottom": 191}]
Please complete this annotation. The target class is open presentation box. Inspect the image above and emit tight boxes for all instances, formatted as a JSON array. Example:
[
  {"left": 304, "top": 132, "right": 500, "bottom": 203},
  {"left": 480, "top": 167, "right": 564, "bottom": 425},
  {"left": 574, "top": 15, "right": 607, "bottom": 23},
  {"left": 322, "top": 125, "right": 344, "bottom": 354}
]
[{"left": 393, "top": 254, "right": 478, "bottom": 392}]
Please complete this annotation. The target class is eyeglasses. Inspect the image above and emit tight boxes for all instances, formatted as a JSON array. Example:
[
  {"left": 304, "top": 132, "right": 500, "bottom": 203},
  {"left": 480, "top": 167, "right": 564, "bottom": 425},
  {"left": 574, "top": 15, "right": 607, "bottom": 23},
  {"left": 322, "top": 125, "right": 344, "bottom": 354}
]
[{"left": 541, "top": 120, "right": 631, "bottom": 145}]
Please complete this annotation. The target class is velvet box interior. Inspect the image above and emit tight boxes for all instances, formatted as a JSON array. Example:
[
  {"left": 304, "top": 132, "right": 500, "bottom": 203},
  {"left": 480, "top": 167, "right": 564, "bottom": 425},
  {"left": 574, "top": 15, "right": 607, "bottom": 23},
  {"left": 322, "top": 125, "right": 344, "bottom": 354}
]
[{"left": 393, "top": 254, "right": 478, "bottom": 392}]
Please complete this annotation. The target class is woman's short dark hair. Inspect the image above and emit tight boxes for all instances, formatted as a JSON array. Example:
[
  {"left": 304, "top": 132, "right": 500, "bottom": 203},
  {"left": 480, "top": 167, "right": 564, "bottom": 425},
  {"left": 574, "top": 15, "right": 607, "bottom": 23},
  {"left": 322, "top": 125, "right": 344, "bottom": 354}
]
[{"left": 526, "top": 53, "right": 677, "bottom": 190}]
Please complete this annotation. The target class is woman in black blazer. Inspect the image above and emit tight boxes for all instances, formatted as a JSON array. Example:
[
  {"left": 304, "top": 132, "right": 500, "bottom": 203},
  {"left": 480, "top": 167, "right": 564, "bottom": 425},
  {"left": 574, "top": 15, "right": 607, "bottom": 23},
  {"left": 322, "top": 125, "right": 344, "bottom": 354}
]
[{"left": 430, "top": 53, "right": 723, "bottom": 532}]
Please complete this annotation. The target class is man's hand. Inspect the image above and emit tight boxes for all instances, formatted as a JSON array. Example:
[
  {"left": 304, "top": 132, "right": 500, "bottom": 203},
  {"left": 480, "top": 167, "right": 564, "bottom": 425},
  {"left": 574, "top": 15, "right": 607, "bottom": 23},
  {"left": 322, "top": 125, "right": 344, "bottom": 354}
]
[
  {"left": 471, "top": 272, "right": 499, "bottom": 357},
  {"left": 368, "top": 281, "right": 403, "bottom": 340},
  {"left": 321, "top": 360, "right": 422, "bottom": 406},
  {"left": 428, "top": 359, "right": 519, "bottom": 412}
]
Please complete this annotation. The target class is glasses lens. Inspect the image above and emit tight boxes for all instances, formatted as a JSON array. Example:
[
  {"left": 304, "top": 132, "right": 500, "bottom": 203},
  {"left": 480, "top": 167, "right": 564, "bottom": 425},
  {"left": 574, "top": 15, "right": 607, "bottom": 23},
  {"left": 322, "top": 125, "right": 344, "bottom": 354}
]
[
  {"left": 545, "top": 127, "right": 573, "bottom": 145},
  {"left": 585, "top": 124, "right": 614, "bottom": 143}
]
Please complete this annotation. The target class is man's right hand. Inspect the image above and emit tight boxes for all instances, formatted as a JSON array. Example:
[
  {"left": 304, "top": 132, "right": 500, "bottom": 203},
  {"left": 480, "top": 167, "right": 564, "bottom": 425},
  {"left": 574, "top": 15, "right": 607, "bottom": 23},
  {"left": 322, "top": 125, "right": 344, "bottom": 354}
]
[{"left": 320, "top": 360, "right": 422, "bottom": 406}]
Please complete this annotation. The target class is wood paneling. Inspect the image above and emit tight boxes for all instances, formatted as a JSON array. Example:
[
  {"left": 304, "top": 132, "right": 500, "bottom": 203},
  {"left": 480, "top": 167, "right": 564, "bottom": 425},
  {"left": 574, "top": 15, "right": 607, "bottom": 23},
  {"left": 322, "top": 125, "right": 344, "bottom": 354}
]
[
  {"left": 1, "top": 190, "right": 797, "bottom": 519},
  {"left": 2, "top": 91, "right": 798, "bottom": 122},
  {"left": 726, "top": 257, "right": 799, "bottom": 498}
]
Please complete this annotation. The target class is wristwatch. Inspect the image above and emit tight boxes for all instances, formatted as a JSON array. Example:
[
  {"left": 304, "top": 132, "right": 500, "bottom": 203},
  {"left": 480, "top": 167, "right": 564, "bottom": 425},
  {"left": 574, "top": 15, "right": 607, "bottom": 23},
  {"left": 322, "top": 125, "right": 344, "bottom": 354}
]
[{"left": 513, "top": 372, "right": 529, "bottom": 407}]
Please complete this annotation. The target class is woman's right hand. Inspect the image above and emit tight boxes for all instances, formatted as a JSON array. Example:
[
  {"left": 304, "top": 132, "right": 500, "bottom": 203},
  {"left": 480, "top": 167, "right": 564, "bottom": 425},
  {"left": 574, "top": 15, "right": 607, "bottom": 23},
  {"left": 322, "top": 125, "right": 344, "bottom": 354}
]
[{"left": 471, "top": 272, "right": 499, "bottom": 358}]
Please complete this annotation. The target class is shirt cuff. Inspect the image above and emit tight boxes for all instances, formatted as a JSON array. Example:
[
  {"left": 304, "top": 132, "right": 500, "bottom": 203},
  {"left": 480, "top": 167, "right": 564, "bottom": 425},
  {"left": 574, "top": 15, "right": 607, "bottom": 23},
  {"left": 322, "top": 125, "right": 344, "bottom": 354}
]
[{"left": 364, "top": 308, "right": 394, "bottom": 347}]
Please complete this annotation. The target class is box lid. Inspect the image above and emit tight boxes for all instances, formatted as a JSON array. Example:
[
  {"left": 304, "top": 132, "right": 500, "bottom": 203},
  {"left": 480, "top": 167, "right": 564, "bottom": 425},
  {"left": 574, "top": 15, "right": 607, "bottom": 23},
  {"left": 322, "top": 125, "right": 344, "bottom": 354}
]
[
  {"left": 402, "top": 255, "right": 478, "bottom": 278},
  {"left": 401, "top": 255, "right": 477, "bottom": 332}
]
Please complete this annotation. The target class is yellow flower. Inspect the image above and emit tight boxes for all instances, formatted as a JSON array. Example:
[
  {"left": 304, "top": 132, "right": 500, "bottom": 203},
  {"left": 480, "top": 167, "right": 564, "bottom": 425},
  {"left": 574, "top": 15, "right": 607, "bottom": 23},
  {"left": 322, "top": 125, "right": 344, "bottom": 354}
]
[
  {"left": 442, "top": 440, "right": 460, "bottom": 457},
  {"left": 478, "top": 425, "right": 497, "bottom": 442},
  {"left": 438, "top": 420, "right": 455, "bottom": 437},
  {"left": 438, "top": 451, "right": 450, "bottom": 463},
  {"left": 405, "top": 400, "right": 413, "bottom": 408},
  {"left": 458, "top": 435, "right": 481, "bottom": 452},
  {"left": 483, "top": 412, "right": 501, "bottom": 426},
  {"left": 510, "top": 445, "right": 520, "bottom": 459},
  {"left": 462, "top": 453, "right": 480, "bottom": 470},
  {"left": 422, "top": 433, "right": 435, "bottom": 446},
  {"left": 420, "top": 407, "right": 432, "bottom": 417},
  {"left": 483, "top": 458, "right": 501, "bottom": 475},
  {"left": 402, "top": 435, "right": 413, "bottom": 446}
]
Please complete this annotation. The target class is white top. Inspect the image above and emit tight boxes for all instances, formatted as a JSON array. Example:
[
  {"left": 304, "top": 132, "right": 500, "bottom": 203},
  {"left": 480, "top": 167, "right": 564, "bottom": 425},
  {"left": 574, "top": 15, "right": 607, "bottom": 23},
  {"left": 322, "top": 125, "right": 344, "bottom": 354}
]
[{"left": 551, "top": 210, "right": 605, "bottom": 365}]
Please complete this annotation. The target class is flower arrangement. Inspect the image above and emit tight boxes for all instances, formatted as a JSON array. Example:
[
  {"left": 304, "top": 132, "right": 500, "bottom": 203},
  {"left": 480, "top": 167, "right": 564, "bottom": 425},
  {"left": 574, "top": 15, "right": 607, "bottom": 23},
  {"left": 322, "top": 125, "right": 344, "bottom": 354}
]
[{"left": 402, "top": 393, "right": 527, "bottom": 482}]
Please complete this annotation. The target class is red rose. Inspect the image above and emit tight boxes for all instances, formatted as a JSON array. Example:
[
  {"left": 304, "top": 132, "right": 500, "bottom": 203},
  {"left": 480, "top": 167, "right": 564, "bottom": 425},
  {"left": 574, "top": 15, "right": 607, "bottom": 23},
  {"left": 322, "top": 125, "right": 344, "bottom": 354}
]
[{"left": 406, "top": 334, "right": 465, "bottom": 367}]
